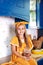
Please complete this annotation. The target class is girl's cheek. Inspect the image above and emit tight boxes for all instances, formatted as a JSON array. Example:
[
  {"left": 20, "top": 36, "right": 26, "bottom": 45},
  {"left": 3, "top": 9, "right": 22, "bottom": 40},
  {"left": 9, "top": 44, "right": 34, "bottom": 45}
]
[
  {"left": 23, "top": 30, "right": 25, "bottom": 33},
  {"left": 18, "top": 31, "right": 20, "bottom": 34},
  {"left": 18, "top": 30, "right": 21, "bottom": 34}
]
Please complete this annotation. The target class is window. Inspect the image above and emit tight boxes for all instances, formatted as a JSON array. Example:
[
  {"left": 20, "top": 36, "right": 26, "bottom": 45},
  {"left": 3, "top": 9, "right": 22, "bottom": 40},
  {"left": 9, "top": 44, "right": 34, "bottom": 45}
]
[{"left": 29, "top": 0, "right": 36, "bottom": 28}]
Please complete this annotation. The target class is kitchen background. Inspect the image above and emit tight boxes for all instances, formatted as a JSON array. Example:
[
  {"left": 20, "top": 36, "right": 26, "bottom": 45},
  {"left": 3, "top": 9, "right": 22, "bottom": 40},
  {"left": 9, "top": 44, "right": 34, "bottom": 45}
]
[{"left": 0, "top": 0, "right": 43, "bottom": 59}]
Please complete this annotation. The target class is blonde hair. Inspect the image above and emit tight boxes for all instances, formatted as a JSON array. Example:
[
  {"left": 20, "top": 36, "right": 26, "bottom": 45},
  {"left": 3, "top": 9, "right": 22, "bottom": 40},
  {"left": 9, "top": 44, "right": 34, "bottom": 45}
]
[{"left": 15, "top": 24, "right": 29, "bottom": 47}]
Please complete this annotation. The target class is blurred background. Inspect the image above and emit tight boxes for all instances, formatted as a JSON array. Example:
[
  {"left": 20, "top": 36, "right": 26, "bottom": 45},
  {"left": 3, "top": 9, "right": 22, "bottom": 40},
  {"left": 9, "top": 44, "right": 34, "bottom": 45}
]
[{"left": 0, "top": 0, "right": 43, "bottom": 64}]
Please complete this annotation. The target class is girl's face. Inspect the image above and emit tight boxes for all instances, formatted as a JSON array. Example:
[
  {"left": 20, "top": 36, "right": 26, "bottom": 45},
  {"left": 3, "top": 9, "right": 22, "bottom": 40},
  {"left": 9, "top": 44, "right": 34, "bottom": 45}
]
[{"left": 17, "top": 25, "right": 26, "bottom": 36}]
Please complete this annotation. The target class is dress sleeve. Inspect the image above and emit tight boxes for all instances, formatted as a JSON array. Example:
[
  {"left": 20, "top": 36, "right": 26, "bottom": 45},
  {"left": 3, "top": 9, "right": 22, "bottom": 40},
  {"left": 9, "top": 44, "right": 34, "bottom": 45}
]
[
  {"left": 10, "top": 36, "right": 19, "bottom": 47},
  {"left": 27, "top": 36, "right": 34, "bottom": 50}
]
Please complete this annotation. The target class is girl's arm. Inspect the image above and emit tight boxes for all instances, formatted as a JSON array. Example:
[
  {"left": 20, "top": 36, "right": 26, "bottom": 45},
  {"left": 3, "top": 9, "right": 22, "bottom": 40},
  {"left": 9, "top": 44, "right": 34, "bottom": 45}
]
[{"left": 11, "top": 45, "right": 26, "bottom": 60}]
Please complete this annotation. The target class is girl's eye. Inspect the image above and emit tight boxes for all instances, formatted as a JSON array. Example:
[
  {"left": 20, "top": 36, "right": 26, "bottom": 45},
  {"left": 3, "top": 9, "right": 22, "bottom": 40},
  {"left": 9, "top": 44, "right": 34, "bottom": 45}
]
[
  {"left": 17, "top": 27, "right": 25, "bottom": 30},
  {"left": 18, "top": 28, "right": 20, "bottom": 30}
]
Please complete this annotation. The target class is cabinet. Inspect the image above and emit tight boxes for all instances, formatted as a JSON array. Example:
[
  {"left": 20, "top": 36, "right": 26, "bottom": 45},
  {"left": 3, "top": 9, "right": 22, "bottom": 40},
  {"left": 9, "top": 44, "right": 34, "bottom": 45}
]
[
  {"left": 0, "top": 0, "right": 37, "bottom": 28},
  {"left": 40, "top": 0, "right": 43, "bottom": 28},
  {"left": 36, "top": 0, "right": 43, "bottom": 28},
  {"left": 0, "top": 0, "right": 30, "bottom": 21}
]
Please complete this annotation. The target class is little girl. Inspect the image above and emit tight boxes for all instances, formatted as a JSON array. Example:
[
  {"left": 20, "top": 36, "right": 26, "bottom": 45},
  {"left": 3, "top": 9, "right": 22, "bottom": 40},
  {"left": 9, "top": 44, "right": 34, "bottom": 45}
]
[
  {"left": 10, "top": 21, "right": 38, "bottom": 65},
  {"left": 1, "top": 21, "right": 38, "bottom": 65}
]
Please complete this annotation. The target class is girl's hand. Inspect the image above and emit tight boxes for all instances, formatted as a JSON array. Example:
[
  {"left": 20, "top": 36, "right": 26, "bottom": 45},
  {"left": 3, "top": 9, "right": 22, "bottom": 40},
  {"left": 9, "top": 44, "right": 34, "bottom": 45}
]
[
  {"left": 25, "top": 52, "right": 31, "bottom": 57},
  {"left": 22, "top": 52, "right": 31, "bottom": 61},
  {"left": 22, "top": 47, "right": 31, "bottom": 60},
  {"left": 26, "top": 56, "right": 31, "bottom": 61},
  {"left": 23, "top": 48, "right": 31, "bottom": 57},
  {"left": 23, "top": 56, "right": 31, "bottom": 61},
  {"left": 22, "top": 52, "right": 31, "bottom": 57}
]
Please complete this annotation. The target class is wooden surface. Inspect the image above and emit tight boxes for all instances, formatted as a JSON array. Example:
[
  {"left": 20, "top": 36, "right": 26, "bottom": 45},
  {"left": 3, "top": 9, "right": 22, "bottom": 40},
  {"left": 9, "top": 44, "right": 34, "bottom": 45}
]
[{"left": 0, "top": 55, "right": 11, "bottom": 64}]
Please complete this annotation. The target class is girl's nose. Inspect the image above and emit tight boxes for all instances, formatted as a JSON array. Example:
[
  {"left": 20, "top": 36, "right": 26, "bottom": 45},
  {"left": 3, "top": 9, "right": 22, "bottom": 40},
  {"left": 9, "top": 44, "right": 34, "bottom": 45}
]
[
  {"left": 20, "top": 29, "right": 22, "bottom": 33},
  {"left": 20, "top": 29, "right": 22, "bottom": 32}
]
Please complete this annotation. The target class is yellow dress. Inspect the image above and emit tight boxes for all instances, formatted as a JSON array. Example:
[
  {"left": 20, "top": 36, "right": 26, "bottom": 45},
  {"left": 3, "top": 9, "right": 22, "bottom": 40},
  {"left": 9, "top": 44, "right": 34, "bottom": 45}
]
[{"left": 1, "top": 36, "right": 37, "bottom": 65}]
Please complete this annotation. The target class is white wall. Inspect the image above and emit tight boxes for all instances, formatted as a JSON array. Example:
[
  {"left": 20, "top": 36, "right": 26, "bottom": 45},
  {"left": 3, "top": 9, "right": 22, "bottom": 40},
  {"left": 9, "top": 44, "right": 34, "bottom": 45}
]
[
  {"left": 26, "top": 28, "right": 38, "bottom": 40},
  {"left": 0, "top": 17, "right": 15, "bottom": 58}
]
